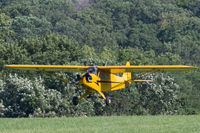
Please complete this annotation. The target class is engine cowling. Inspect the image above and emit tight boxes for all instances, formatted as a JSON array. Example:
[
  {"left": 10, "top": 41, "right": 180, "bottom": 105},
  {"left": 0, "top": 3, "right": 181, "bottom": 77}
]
[{"left": 86, "top": 75, "right": 92, "bottom": 82}]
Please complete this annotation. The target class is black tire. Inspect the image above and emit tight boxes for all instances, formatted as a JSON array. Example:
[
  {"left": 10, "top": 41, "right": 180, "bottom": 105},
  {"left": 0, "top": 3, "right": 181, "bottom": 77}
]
[
  {"left": 72, "top": 96, "right": 79, "bottom": 105},
  {"left": 106, "top": 96, "right": 111, "bottom": 105}
]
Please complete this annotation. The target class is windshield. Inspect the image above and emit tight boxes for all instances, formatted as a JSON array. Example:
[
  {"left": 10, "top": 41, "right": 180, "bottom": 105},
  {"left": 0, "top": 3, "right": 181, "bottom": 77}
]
[{"left": 87, "top": 67, "right": 98, "bottom": 75}]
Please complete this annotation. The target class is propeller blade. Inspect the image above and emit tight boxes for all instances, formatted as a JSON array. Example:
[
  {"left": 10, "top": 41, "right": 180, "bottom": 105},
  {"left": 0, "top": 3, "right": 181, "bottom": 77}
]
[{"left": 70, "top": 74, "right": 83, "bottom": 84}]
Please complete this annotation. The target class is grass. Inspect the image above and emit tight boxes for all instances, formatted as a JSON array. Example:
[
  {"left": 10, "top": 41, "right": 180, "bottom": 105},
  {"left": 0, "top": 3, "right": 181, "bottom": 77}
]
[{"left": 0, "top": 115, "right": 200, "bottom": 133}]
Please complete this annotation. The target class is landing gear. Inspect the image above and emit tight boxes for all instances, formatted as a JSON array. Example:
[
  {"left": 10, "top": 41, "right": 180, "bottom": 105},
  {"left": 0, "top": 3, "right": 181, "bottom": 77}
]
[
  {"left": 72, "top": 96, "right": 78, "bottom": 105},
  {"left": 73, "top": 93, "right": 112, "bottom": 106},
  {"left": 106, "top": 96, "right": 111, "bottom": 105}
]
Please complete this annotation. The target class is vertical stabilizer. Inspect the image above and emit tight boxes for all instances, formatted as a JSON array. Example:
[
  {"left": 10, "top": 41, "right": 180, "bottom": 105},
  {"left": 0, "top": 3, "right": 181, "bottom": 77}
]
[{"left": 123, "top": 62, "right": 131, "bottom": 83}]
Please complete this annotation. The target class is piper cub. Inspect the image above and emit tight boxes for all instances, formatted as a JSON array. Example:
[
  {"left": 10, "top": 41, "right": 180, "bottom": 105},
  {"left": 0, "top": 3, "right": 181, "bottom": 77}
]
[{"left": 5, "top": 62, "right": 197, "bottom": 105}]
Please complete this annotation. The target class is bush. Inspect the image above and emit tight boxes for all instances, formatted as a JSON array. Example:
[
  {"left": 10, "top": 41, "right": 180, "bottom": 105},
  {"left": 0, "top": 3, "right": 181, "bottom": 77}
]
[{"left": 0, "top": 74, "right": 96, "bottom": 117}]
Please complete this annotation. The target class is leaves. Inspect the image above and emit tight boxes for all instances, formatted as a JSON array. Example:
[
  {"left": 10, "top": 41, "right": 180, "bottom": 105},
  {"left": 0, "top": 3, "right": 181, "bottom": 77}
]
[{"left": 0, "top": 0, "right": 199, "bottom": 117}]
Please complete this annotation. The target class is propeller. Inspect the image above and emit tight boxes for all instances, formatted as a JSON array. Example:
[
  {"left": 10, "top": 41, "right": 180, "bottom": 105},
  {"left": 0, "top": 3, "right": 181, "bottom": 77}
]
[
  {"left": 67, "top": 72, "right": 92, "bottom": 87},
  {"left": 71, "top": 74, "right": 81, "bottom": 84},
  {"left": 67, "top": 74, "right": 81, "bottom": 88}
]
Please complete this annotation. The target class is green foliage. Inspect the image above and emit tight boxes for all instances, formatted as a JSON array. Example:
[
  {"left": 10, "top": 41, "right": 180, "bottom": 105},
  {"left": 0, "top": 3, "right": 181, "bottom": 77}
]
[
  {"left": 127, "top": 22, "right": 162, "bottom": 51},
  {"left": 135, "top": 74, "right": 182, "bottom": 115},
  {"left": 0, "top": 74, "right": 96, "bottom": 117},
  {"left": 20, "top": 33, "right": 81, "bottom": 64},
  {"left": 156, "top": 52, "right": 182, "bottom": 65},
  {"left": 0, "top": 0, "right": 199, "bottom": 117},
  {"left": 0, "top": 13, "right": 15, "bottom": 42},
  {"left": 31, "top": 0, "right": 76, "bottom": 26},
  {"left": 12, "top": 16, "right": 52, "bottom": 38},
  {"left": 0, "top": 43, "right": 30, "bottom": 71}
]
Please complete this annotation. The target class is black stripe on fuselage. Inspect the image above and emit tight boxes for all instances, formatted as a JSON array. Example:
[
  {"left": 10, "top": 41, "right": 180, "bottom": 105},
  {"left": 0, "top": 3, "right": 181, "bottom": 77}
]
[{"left": 97, "top": 81, "right": 121, "bottom": 83}]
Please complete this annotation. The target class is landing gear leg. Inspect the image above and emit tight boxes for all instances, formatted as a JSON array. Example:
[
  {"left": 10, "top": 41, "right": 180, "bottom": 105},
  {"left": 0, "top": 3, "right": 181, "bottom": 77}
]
[
  {"left": 97, "top": 91, "right": 112, "bottom": 105},
  {"left": 72, "top": 91, "right": 90, "bottom": 105}
]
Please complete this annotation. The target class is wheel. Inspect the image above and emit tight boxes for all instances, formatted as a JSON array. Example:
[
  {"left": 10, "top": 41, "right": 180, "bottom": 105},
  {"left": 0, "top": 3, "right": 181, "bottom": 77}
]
[
  {"left": 72, "top": 96, "right": 79, "bottom": 105},
  {"left": 87, "top": 95, "right": 93, "bottom": 99},
  {"left": 105, "top": 96, "right": 111, "bottom": 105}
]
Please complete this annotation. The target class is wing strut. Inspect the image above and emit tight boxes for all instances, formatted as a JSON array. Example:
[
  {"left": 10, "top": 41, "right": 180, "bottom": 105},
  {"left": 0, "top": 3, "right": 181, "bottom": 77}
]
[
  {"left": 133, "top": 72, "right": 148, "bottom": 80},
  {"left": 132, "top": 72, "right": 152, "bottom": 82},
  {"left": 38, "top": 70, "right": 70, "bottom": 84}
]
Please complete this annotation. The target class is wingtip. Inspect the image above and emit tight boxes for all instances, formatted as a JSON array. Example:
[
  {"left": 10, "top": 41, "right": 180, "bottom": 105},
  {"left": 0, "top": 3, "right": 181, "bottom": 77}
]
[
  {"left": 4, "top": 65, "right": 19, "bottom": 68},
  {"left": 190, "top": 66, "right": 198, "bottom": 69},
  {"left": 4, "top": 65, "right": 11, "bottom": 68}
]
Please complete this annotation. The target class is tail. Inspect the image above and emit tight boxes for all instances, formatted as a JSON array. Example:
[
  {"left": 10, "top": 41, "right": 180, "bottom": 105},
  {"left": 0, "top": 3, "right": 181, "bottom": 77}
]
[{"left": 123, "top": 62, "right": 131, "bottom": 84}]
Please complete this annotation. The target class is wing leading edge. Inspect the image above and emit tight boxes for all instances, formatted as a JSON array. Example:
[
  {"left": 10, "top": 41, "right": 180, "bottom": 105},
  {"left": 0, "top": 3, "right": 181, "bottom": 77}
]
[
  {"left": 4, "top": 64, "right": 197, "bottom": 73},
  {"left": 98, "top": 65, "right": 197, "bottom": 73},
  {"left": 4, "top": 65, "right": 89, "bottom": 72}
]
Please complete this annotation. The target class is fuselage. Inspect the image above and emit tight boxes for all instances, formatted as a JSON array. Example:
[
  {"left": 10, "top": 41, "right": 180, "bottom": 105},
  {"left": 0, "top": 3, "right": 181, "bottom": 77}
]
[{"left": 79, "top": 70, "right": 130, "bottom": 92}]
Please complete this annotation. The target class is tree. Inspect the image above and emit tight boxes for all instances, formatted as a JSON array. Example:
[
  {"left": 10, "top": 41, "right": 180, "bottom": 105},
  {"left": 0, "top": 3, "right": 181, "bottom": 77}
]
[
  {"left": 0, "top": 13, "right": 15, "bottom": 42},
  {"left": 0, "top": 43, "right": 30, "bottom": 71},
  {"left": 0, "top": 74, "right": 96, "bottom": 117},
  {"left": 12, "top": 16, "right": 52, "bottom": 38},
  {"left": 20, "top": 33, "right": 81, "bottom": 64},
  {"left": 135, "top": 74, "right": 182, "bottom": 115}
]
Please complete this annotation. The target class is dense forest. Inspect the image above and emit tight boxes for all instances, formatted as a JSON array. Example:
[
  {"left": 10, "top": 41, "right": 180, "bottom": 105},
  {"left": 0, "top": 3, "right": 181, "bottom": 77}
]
[{"left": 0, "top": 0, "right": 199, "bottom": 117}]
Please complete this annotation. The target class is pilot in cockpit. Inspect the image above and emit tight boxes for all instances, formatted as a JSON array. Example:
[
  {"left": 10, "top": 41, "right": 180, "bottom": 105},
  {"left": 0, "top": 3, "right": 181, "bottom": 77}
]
[{"left": 87, "top": 67, "right": 98, "bottom": 75}]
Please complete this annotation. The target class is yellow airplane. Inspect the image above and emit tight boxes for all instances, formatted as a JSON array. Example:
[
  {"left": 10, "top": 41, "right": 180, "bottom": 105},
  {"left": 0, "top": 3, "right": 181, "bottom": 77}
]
[{"left": 4, "top": 62, "right": 197, "bottom": 105}]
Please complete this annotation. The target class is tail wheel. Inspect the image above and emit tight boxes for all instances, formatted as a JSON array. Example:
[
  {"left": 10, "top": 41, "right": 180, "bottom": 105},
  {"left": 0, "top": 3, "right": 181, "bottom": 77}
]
[
  {"left": 72, "top": 96, "right": 79, "bottom": 105},
  {"left": 106, "top": 96, "right": 111, "bottom": 105}
]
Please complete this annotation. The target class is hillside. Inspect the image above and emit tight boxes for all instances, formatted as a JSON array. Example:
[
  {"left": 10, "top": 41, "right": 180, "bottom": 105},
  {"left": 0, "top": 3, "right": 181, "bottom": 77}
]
[{"left": 0, "top": 0, "right": 199, "bottom": 117}]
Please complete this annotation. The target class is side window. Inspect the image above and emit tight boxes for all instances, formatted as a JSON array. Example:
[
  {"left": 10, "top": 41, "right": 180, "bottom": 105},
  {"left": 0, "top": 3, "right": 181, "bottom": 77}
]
[{"left": 99, "top": 72, "right": 110, "bottom": 80}]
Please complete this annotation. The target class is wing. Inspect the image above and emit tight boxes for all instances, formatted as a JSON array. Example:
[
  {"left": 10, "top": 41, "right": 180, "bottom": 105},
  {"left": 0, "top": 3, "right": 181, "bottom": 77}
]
[
  {"left": 5, "top": 64, "right": 197, "bottom": 73},
  {"left": 98, "top": 65, "right": 197, "bottom": 73},
  {"left": 4, "top": 65, "right": 90, "bottom": 72}
]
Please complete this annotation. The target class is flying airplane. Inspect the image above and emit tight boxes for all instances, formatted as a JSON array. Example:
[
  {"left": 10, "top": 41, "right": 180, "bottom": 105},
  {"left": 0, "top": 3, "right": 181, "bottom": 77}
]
[{"left": 4, "top": 62, "right": 197, "bottom": 105}]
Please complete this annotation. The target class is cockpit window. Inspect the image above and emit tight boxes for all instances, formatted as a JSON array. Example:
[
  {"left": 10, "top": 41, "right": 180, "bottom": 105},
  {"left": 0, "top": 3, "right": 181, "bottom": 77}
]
[{"left": 87, "top": 67, "right": 98, "bottom": 75}]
